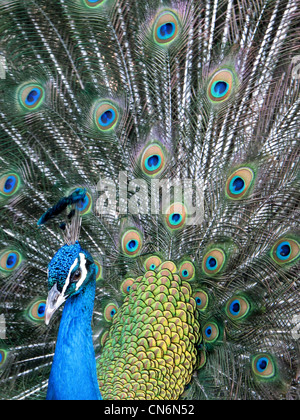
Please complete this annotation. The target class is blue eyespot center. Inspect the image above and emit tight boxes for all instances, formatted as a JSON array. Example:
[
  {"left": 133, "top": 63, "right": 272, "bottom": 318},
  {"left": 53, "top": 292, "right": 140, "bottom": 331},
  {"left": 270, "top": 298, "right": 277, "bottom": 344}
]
[
  {"left": 127, "top": 240, "right": 138, "bottom": 252},
  {"left": 110, "top": 309, "right": 117, "bottom": 317},
  {"left": 99, "top": 109, "right": 115, "bottom": 127},
  {"left": 77, "top": 196, "right": 89, "bottom": 211},
  {"left": 0, "top": 353, "right": 3, "bottom": 364},
  {"left": 230, "top": 176, "right": 245, "bottom": 194},
  {"left": 206, "top": 256, "right": 217, "bottom": 270},
  {"left": 4, "top": 176, "right": 16, "bottom": 193},
  {"left": 158, "top": 22, "right": 176, "bottom": 40},
  {"left": 256, "top": 357, "right": 268, "bottom": 373},
  {"left": 230, "top": 300, "right": 241, "bottom": 315},
  {"left": 146, "top": 155, "right": 161, "bottom": 171},
  {"left": 126, "top": 286, "right": 131, "bottom": 292},
  {"left": 170, "top": 213, "right": 182, "bottom": 225},
  {"left": 195, "top": 297, "right": 202, "bottom": 306},
  {"left": 150, "top": 264, "right": 156, "bottom": 270},
  {"left": 6, "top": 253, "right": 17, "bottom": 269},
  {"left": 205, "top": 327, "right": 212, "bottom": 337},
  {"left": 211, "top": 81, "right": 229, "bottom": 98},
  {"left": 25, "top": 88, "right": 41, "bottom": 106},
  {"left": 276, "top": 242, "right": 291, "bottom": 260},
  {"left": 182, "top": 270, "right": 189, "bottom": 277},
  {"left": 37, "top": 303, "right": 46, "bottom": 318}
]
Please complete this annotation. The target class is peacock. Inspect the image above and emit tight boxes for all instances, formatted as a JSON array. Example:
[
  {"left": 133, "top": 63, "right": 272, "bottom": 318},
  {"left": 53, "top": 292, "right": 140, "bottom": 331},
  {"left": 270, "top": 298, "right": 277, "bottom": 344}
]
[{"left": 0, "top": 0, "right": 299, "bottom": 401}]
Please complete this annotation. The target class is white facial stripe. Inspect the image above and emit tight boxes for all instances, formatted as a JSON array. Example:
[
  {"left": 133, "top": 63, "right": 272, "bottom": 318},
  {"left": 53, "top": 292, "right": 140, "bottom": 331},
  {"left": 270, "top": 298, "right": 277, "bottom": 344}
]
[
  {"left": 75, "top": 253, "right": 88, "bottom": 291},
  {"left": 62, "top": 258, "right": 79, "bottom": 296}
]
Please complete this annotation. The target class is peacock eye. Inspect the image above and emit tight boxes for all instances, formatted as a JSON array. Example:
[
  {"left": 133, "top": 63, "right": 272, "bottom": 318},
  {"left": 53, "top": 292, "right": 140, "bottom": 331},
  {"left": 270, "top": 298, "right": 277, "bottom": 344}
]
[
  {"left": 121, "top": 278, "right": 134, "bottom": 295},
  {"left": 252, "top": 354, "right": 275, "bottom": 379},
  {"left": 202, "top": 248, "right": 226, "bottom": 276},
  {"left": 75, "top": 192, "right": 92, "bottom": 216},
  {"left": 194, "top": 290, "right": 208, "bottom": 311},
  {"left": 0, "top": 173, "right": 21, "bottom": 197},
  {"left": 141, "top": 144, "right": 166, "bottom": 177},
  {"left": 179, "top": 262, "right": 195, "bottom": 281},
  {"left": 94, "top": 260, "right": 103, "bottom": 281},
  {"left": 207, "top": 69, "right": 234, "bottom": 103},
  {"left": 154, "top": 11, "right": 179, "bottom": 45},
  {"left": 0, "top": 250, "right": 22, "bottom": 273},
  {"left": 72, "top": 269, "right": 82, "bottom": 282},
  {"left": 144, "top": 256, "right": 162, "bottom": 272},
  {"left": 271, "top": 238, "right": 299, "bottom": 265},
  {"left": 84, "top": 0, "right": 105, "bottom": 8},
  {"left": 20, "top": 84, "right": 45, "bottom": 110},
  {"left": 27, "top": 300, "right": 46, "bottom": 323},
  {"left": 0, "top": 349, "right": 8, "bottom": 368},
  {"left": 203, "top": 322, "right": 219, "bottom": 343},
  {"left": 165, "top": 203, "right": 187, "bottom": 231},
  {"left": 121, "top": 230, "right": 143, "bottom": 258},
  {"left": 226, "top": 167, "right": 255, "bottom": 200},
  {"left": 225, "top": 296, "right": 250, "bottom": 320},
  {"left": 95, "top": 102, "right": 119, "bottom": 132},
  {"left": 104, "top": 303, "right": 118, "bottom": 322}
]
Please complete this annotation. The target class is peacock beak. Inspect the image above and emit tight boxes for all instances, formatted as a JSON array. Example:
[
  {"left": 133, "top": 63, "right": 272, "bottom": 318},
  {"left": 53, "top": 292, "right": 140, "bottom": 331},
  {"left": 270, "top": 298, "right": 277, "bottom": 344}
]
[{"left": 45, "top": 283, "right": 67, "bottom": 326}]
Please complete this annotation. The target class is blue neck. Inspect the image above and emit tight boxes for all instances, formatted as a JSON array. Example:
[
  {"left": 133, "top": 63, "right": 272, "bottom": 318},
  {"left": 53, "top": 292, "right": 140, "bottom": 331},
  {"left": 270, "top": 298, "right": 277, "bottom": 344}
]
[{"left": 47, "top": 278, "right": 102, "bottom": 400}]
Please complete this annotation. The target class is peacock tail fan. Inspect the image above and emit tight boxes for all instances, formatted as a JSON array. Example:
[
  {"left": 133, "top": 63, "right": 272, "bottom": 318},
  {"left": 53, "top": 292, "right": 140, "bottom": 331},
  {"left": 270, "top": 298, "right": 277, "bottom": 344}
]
[{"left": 0, "top": 0, "right": 299, "bottom": 400}]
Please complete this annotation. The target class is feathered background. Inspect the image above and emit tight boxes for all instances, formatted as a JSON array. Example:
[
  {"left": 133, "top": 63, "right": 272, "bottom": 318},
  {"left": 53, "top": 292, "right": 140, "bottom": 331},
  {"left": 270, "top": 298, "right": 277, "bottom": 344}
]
[{"left": 0, "top": 0, "right": 299, "bottom": 400}]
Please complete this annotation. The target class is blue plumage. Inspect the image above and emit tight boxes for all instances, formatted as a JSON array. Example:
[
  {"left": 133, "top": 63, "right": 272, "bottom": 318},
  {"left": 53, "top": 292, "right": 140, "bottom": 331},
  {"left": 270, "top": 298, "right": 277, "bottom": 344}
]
[
  {"left": 38, "top": 189, "right": 86, "bottom": 227},
  {"left": 46, "top": 244, "right": 102, "bottom": 401}
]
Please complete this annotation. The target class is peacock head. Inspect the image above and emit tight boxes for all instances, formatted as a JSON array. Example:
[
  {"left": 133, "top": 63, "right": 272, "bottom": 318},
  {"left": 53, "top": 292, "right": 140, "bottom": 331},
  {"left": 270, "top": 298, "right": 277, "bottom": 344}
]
[{"left": 45, "top": 241, "right": 95, "bottom": 325}]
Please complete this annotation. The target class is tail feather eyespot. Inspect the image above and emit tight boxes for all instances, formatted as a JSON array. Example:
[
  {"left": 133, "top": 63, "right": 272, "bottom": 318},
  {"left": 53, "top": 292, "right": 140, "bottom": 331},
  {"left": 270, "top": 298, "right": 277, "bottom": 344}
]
[
  {"left": 179, "top": 262, "right": 195, "bottom": 281},
  {"left": 84, "top": 0, "right": 105, "bottom": 8},
  {"left": 226, "top": 167, "right": 254, "bottom": 200},
  {"left": 207, "top": 69, "right": 236, "bottom": 103},
  {"left": 0, "top": 173, "right": 21, "bottom": 197},
  {"left": 144, "top": 256, "right": 162, "bottom": 272},
  {"left": 121, "top": 278, "right": 134, "bottom": 295},
  {"left": 202, "top": 249, "right": 225, "bottom": 276},
  {"left": 20, "top": 84, "right": 45, "bottom": 110},
  {"left": 194, "top": 290, "right": 209, "bottom": 312},
  {"left": 0, "top": 350, "right": 8, "bottom": 368},
  {"left": 141, "top": 144, "right": 166, "bottom": 177},
  {"left": 225, "top": 296, "right": 250, "bottom": 321},
  {"left": 75, "top": 192, "right": 92, "bottom": 216},
  {"left": 0, "top": 250, "right": 22, "bottom": 273},
  {"left": 203, "top": 322, "right": 219, "bottom": 343},
  {"left": 154, "top": 11, "right": 179, "bottom": 45},
  {"left": 27, "top": 300, "right": 46, "bottom": 323},
  {"left": 252, "top": 354, "right": 276, "bottom": 379},
  {"left": 121, "top": 230, "right": 143, "bottom": 258},
  {"left": 165, "top": 203, "right": 187, "bottom": 231},
  {"left": 271, "top": 238, "right": 299, "bottom": 265},
  {"left": 104, "top": 303, "right": 118, "bottom": 322},
  {"left": 94, "top": 261, "right": 103, "bottom": 281},
  {"left": 95, "top": 102, "right": 119, "bottom": 132}
]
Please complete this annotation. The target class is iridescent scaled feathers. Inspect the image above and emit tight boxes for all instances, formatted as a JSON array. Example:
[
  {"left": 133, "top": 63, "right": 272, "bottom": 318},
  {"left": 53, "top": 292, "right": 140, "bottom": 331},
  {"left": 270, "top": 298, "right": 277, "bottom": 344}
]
[{"left": 97, "top": 260, "right": 201, "bottom": 400}]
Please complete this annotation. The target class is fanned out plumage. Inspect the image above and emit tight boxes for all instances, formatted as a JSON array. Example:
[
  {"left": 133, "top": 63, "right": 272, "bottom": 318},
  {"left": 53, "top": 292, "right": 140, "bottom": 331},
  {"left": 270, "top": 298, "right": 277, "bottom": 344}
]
[{"left": 0, "top": 0, "right": 299, "bottom": 400}]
